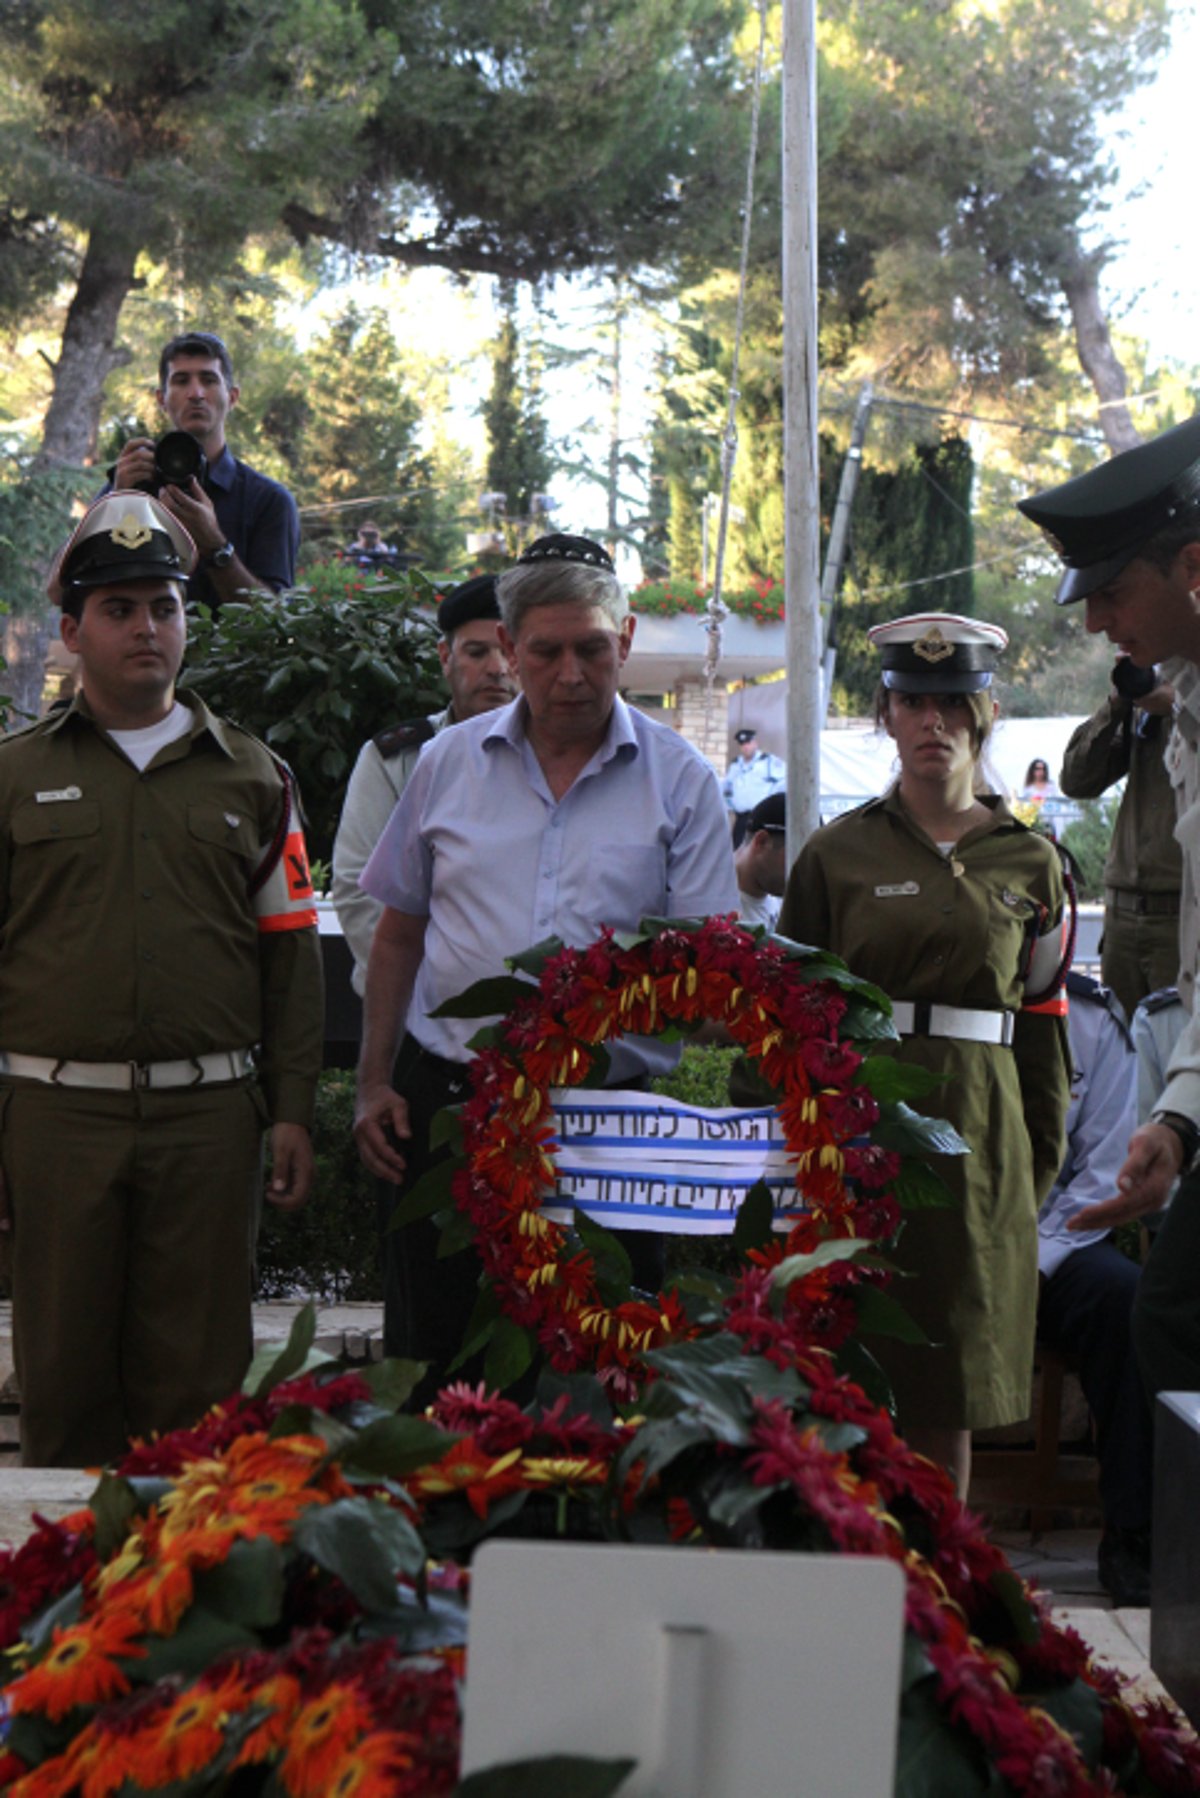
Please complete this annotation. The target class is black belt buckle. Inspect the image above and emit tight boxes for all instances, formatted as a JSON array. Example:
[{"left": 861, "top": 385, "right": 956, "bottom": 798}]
[{"left": 911, "top": 1000, "right": 932, "bottom": 1035}]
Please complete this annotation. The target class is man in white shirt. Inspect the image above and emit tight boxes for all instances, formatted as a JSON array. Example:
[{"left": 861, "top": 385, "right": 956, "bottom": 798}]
[
  {"left": 353, "top": 532, "right": 738, "bottom": 1392},
  {"left": 734, "top": 791, "right": 787, "bottom": 930}
]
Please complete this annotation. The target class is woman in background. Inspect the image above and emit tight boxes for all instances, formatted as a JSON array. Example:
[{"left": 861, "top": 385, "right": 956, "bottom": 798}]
[{"left": 779, "top": 614, "right": 1071, "bottom": 1496}]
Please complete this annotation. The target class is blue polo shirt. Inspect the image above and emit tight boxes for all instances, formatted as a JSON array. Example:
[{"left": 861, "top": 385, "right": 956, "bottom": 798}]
[
  {"left": 191, "top": 447, "right": 300, "bottom": 611},
  {"left": 99, "top": 446, "right": 300, "bottom": 612}
]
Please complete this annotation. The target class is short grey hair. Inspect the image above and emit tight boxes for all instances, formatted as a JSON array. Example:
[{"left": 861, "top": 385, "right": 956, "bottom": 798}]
[{"left": 497, "top": 558, "right": 628, "bottom": 637}]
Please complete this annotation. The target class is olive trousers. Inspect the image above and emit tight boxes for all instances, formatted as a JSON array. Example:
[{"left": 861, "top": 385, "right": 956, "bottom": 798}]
[{"left": 1, "top": 1078, "right": 266, "bottom": 1468}]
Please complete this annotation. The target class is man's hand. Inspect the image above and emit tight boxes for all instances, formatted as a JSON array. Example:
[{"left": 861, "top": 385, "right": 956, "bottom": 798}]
[
  {"left": 267, "top": 1123, "right": 315, "bottom": 1211},
  {"left": 355, "top": 1083, "right": 411, "bottom": 1181},
  {"left": 112, "top": 436, "right": 157, "bottom": 493},
  {"left": 158, "top": 477, "right": 225, "bottom": 560},
  {"left": 1068, "top": 1121, "right": 1183, "bottom": 1231}
]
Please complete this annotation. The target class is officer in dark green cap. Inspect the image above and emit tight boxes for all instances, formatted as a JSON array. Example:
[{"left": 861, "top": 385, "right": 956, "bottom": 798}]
[{"left": 1020, "top": 417, "right": 1200, "bottom": 1409}]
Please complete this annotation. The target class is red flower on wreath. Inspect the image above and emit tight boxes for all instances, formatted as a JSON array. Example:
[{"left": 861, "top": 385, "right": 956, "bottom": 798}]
[{"left": 447, "top": 918, "right": 907, "bottom": 1385}]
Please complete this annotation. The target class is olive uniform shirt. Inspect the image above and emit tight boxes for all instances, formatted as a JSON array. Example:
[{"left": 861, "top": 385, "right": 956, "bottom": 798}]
[{"left": 0, "top": 689, "right": 323, "bottom": 1122}]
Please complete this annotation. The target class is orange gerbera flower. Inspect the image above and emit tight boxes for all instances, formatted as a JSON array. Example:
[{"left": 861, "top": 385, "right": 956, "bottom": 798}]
[
  {"left": 121, "top": 1670, "right": 250, "bottom": 1787},
  {"left": 324, "top": 1730, "right": 417, "bottom": 1798},
  {"left": 232, "top": 1670, "right": 304, "bottom": 1768},
  {"left": 157, "top": 1432, "right": 338, "bottom": 1549},
  {"left": 102, "top": 1553, "right": 194, "bottom": 1637},
  {"left": 8, "top": 1609, "right": 145, "bottom": 1722},
  {"left": 408, "top": 1440, "right": 527, "bottom": 1519},
  {"left": 278, "top": 1683, "right": 376, "bottom": 1797}
]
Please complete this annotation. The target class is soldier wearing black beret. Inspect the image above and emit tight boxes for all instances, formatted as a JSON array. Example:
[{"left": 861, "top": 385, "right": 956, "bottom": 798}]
[
  {"left": 331, "top": 573, "right": 517, "bottom": 996},
  {"left": 1019, "top": 416, "right": 1200, "bottom": 1409}
]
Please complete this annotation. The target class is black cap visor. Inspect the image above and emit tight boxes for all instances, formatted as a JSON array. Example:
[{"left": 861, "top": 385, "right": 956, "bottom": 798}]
[
  {"left": 1053, "top": 539, "right": 1144, "bottom": 606},
  {"left": 881, "top": 668, "right": 993, "bottom": 694}
]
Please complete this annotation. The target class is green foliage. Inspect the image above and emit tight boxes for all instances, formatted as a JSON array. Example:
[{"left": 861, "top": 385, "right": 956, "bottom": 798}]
[
  {"left": 184, "top": 570, "right": 445, "bottom": 864},
  {"left": 651, "top": 1044, "right": 737, "bottom": 1109},
  {"left": 0, "top": 458, "right": 90, "bottom": 621},
  {"left": 256, "top": 1071, "right": 381, "bottom": 1303},
  {"left": 1060, "top": 797, "right": 1118, "bottom": 902},
  {"left": 831, "top": 435, "right": 976, "bottom": 712},
  {"left": 483, "top": 287, "right": 556, "bottom": 530}
]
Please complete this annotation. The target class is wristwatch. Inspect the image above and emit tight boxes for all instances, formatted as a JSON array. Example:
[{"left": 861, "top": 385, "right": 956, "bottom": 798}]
[
  {"left": 207, "top": 540, "right": 235, "bottom": 569},
  {"left": 1152, "top": 1110, "right": 1200, "bottom": 1172}
]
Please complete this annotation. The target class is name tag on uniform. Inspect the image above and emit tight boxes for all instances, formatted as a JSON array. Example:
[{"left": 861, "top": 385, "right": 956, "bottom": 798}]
[
  {"left": 35, "top": 786, "right": 82, "bottom": 804},
  {"left": 875, "top": 881, "right": 919, "bottom": 898}
]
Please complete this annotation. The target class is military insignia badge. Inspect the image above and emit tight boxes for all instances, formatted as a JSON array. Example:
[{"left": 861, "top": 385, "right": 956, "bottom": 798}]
[
  {"left": 110, "top": 513, "right": 153, "bottom": 551},
  {"left": 913, "top": 626, "right": 954, "bottom": 664}
]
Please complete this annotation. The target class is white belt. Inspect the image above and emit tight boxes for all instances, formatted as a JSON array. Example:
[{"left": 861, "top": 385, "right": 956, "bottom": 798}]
[
  {"left": 890, "top": 1002, "right": 1014, "bottom": 1046},
  {"left": 0, "top": 1048, "right": 255, "bottom": 1091}
]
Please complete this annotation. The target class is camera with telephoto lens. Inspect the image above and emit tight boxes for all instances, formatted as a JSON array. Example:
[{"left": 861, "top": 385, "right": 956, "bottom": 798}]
[
  {"left": 141, "top": 431, "right": 208, "bottom": 497},
  {"left": 1112, "top": 656, "right": 1158, "bottom": 701}
]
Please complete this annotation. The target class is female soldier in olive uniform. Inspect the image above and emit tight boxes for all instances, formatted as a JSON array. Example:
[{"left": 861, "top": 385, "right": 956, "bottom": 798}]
[{"left": 780, "top": 615, "right": 1071, "bottom": 1495}]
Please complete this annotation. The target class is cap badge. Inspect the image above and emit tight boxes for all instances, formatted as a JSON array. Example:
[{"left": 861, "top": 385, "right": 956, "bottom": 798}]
[
  {"left": 914, "top": 626, "right": 954, "bottom": 664},
  {"left": 110, "top": 513, "right": 153, "bottom": 551},
  {"left": 1037, "top": 524, "right": 1067, "bottom": 562}
]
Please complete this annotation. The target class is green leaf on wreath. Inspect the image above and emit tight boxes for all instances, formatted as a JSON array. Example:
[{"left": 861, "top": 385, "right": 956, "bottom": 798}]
[
  {"left": 134, "top": 1602, "right": 259, "bottom": 1683},
  {"left": 853, "top": 1284, "right": 930, "bottom": 1345},
  {"left": 388, "top": 1157, "right": 457, "bottom": 1231},
  {"left": 431, "top": 975, "right": 539, "bottom": 1019},
  {"left": 342, "top": 1414, "right": 462, "bottom": 1478},
  {"left": 617, "top": 1414, "right": 715, "bottom": 1493},
  {"left": 856, "top": 1056, "right": 949, "bottom": 1103},
  {"left": 892, "top": 1159, "right": 959, "bottom": 1210},
  {"left": 897, "top": 1676, "right": 1001, "bottom": 1795},
  {"left": 834, "top": 1338, "right": 896, "bottom": 1413},
  {"left": 437, "top": 1202, "right": 478, "bottom": 1258},
  {"left": 1030, "top": 1677, "right": 1105, "bottom": 1766},
  {"left": 484, "top": 1315, "right": 535, "bottom": 1391},
  {"left": 989, "top": 1566, "right": 1041, "bottom": 1646},
  {"left": 772, "top": 1237, "right": 872, "bottom": 1295},
  {"left": 571, "top": 1208, "right": 634, "bottom": 1303},
  {"left": 449, "top": 1282, "right": 502, "bottom": 1372},
  {"left": 293, "top": 1495, "right": 426, "bottom": 1609},
  {"left": 534, "top": 1368, "right": 615, "bottom": 1429},
  {"left": 732, "top": 1178, "right": 776, "bottom": 1253},
  {"left": 363, "top": 1357, "right": 428, "bottom": 1411},
  {"left": 89, "top": 1470, "right": 142, "bottom": 1562},
  {"left": 22, "top": 1580, "right": 84, "bottom": 1652},
  {"left": 246, "top": 1302, "right": 335, "bottom": 1399},
  {"left": 840, "top": 996, "right": 902, "bottom": 1041},
  {"left": 195, "top": 1536, "right": 284, "bottom": 1628},
  {"left": 454, "top": 1755, "right": 637, "bottom": 1798},
  {"left": 872, "top": 1101, "right": 970, "bottom": 1158},
  {"left": 507, "top": 935, "right": 567, "bottom": 976},
  {"left": 430, "top": 1104, "right": 466, "bottom": 1154}
]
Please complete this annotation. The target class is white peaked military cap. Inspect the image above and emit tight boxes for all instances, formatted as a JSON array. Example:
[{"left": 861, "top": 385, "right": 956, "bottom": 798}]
[{"left": 868, "top": 613, "right": 1009, "bottom": 693}]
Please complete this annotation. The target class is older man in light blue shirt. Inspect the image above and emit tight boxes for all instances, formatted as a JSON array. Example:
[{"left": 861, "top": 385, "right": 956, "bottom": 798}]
[{"left": 354, "top": 532, "right": 738, "bottom": 1388}]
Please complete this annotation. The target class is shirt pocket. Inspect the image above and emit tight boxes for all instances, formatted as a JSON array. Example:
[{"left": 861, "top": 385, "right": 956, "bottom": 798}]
[
  {"left": 10, "top": 799, "right": 102, "bottom": 908},
  {"left": 588, "top": 845, "right": 668, "bottom": 927},
  {"left": 186, "top": 803, "right": 259, "bottom": 863}
]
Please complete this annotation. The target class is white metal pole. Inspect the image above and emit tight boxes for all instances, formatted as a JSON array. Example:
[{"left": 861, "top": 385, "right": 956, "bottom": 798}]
[{"left": 782, "top": 0, "right": 822, "bottom": 853}]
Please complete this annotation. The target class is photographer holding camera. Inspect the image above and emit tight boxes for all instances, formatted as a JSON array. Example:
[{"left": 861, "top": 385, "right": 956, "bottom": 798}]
[
  {"left": 1060, "top": 657, "right": 1182, "bottom": 1021},
  {"left": 109, "top": 331, "right": 300, "bottom": 614}
]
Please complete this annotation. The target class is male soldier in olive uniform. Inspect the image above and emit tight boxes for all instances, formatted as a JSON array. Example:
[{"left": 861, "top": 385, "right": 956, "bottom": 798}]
[
  {"left": 0, "top": 491, "right": 323, "bottom": 1467},
  {"left": 1019, "top": 414, "right": 1200, "bottom": 1406},
  {"left": 331, "top": 574, "right": 516, "bottom": 995},
  {"left": 1059, "top": 664, "right": 1181, "bottom": 1022}
]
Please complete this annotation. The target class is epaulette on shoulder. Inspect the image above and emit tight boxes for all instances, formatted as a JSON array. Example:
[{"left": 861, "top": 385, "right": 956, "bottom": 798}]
[
  {"left": 0, "top": 713, "right": 55, "bottom": 751},
  {"left": 1140, "top": 984, "right": 1182, "bottom": 1014},
  {"left": 373, "top": 716, "right": 437, "bottom": 760},
  {"left": 1066, "top": 968, "right": 1132, "bottom": 1040}
]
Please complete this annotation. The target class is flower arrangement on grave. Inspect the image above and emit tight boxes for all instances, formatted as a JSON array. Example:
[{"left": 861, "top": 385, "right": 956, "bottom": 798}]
[{"left": 0, "top": 918, "right": 1196, "bottom": 1797}]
